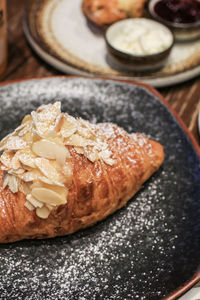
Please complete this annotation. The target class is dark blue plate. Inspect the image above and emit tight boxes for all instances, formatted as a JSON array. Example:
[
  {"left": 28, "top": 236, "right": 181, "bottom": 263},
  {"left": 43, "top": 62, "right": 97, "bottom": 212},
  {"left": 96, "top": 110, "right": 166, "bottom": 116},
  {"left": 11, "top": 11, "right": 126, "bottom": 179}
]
[{"left": 0, "top": 77, "right": 199, "bottom": 300}]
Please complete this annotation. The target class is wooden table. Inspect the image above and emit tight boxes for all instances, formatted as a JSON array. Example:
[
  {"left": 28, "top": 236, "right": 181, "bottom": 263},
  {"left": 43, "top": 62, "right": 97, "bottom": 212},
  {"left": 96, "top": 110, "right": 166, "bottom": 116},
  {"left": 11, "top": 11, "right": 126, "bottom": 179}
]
[{"left": 3, "top": 0, "right": 200, "bottom": 146}]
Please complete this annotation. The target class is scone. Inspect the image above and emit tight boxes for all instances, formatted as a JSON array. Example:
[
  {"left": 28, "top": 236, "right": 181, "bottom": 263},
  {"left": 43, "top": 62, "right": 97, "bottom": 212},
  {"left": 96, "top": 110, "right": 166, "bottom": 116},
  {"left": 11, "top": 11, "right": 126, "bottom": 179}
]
[
  {"left": 82, "top": 0, "right": 147, "bottom": 26},
  {"left": 0, "top": 102, "right": 164, "bottom": 243}
]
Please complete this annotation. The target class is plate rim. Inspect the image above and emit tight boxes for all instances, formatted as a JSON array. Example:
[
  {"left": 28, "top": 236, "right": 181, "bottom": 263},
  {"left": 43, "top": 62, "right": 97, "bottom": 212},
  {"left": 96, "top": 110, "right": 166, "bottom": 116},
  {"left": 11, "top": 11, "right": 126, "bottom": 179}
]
[{"left": 0, "top": 75, "right": 199, "bottom": 299}]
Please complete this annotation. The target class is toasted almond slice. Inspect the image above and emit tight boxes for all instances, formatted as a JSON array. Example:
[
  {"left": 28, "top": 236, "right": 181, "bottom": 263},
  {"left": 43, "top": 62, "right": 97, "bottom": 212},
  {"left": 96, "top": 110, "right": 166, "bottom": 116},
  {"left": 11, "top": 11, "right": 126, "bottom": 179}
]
[
  {"left": 103, "top": 158, "right": 115, "bottom": 166},
  {"left": 32, "top": 102, "right": 61, "bottom": 134},
  {"left": 22, "top": 170, "right": 41, "bottom": 182},
  {"left": 23, "top": 130, "right": 33, "bottom": 143},
  {"left": 32, "top": 139, "right": 70, "bottom": 164},
  {"left": 19, "top": 181, "right": 31, "bottom": 195},
  {"left": 18, "top": 149, "right": 36, "bottom": 168},
  {"left": 11, "top": 152, "right": 21, "bottom": 170},
  {"left": 39, "top": 176, "right": 65, "bottom": 187},
  {"left": 30, "top": 181, "right": 66, "bottom": 197},
  {"left": 64, "top": 134, "right": 88, "bottom": 147},
  {"left": 55, "top": 147, "right": 70, "bottom": 165},
  {"left": 18, "top": 124, "right": 31, "bottom": 137},
  {"left": 0, "top": 151, "right": 13, "bottom": 168},
  {"left": 62, "top": 162, "right": 73, "bottom": 185},
  {"left": 35, "top": 158, "right": 62, "bottom": 182},
  {"left": 60, "top": 117, "right": 77, "bottom": 138},
  {"left": 0, "top": 136, "right": 27, "bottom": 151},
  {"left": 0, "top": 132, "right": 15, "bottom": 149},
  {"left": 74, "top": 147, "right": 84, "bottom": 154},
  {"left": 18, "top": 118, "right": 32, "bottom": 137},
  {"left": 30, "top": 180, "right": 43, "bottom": 190},
  {"left": 32, "top": 187, "right": 67, "bottom": 205},
  {"left": 24, "top": 200, "right": 35, "bottom": 211},
  {"left": 86, "top": 150, "right": 98, "bottom": 163},
  {"left": 36, "top": 206, "right": 51, "bottom": 219},
  {"left": 77, "top": 126, "right": 91, "bottom": 139},
  {"left": 0, "top": 124, "right": 27, "bottom": 148},
  {"left": 26, "top": 194, "right": 43, "bottom": 208},
  {"left": 45, "top": 204, "right": 54, "bottom": 211},
  {"left": 53, "top": 114, "right": 64, "bottom": 133},
  {"left": 9, "top": 168, "right": 25, "bottom": 175},
  {"left": 8, "top": 175, "right": 19, "bottom": 193},
  {"left": 2, "top": 174, "right": 10, "bottom": 189},
  {"left": 22, "top": 114, "right": 32, "bottom": 124},
  {"left": 98, "top": 149, "right": 113, "bottom": 160},
  {"left": 44, "top": 130, "right": 57, "bottom": 138}
]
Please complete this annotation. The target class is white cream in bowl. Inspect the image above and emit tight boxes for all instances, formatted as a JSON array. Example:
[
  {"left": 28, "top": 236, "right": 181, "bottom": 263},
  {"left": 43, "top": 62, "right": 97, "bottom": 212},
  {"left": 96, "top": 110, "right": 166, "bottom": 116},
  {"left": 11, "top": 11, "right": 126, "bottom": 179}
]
[{"left": 106, "top": 18, "right": 174, "bottom": 56}]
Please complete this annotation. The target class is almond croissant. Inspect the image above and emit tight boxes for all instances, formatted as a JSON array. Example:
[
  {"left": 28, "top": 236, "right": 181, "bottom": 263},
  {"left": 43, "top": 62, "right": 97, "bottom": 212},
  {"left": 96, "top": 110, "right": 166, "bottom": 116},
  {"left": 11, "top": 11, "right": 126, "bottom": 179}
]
[{"left": 0, "top": 102, "right": 164, "bottom": 243}]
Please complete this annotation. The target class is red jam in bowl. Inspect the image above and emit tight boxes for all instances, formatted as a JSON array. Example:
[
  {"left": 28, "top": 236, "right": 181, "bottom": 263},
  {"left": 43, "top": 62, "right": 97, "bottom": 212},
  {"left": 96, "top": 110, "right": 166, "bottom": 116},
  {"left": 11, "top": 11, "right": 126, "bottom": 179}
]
[{"left": 154, "top": 0, "right": 200, "bottom": 24}]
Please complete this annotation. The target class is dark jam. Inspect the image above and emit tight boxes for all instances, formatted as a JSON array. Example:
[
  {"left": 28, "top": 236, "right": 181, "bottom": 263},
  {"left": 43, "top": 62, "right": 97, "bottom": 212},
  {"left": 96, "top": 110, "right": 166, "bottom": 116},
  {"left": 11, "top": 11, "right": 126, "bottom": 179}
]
[{"left": 154, "top": 0, "right": 200, "bottom": 24}]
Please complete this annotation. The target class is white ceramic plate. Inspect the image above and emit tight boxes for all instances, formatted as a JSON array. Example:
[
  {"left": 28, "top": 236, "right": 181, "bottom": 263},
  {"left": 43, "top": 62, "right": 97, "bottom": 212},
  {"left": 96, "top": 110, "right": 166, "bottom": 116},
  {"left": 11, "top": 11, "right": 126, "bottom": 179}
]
[{"left": 23, "top": 0, "right": 200, "bottom": 88}]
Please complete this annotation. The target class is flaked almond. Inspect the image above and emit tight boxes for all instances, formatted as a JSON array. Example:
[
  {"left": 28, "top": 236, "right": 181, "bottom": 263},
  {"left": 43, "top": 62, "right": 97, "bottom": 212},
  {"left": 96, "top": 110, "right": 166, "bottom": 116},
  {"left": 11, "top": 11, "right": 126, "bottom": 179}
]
[
  {"left": 26, "top": 194, "right": 43, "bottom": 208},
  {"left": 11, "top": 152, "right": 21, "bottom": 170},
  {"left": 8, "top": 168, "right": 25, "bottom": 175},
  {"left": 23, "top": 130, "right": 32, "bottom": 143},
  {"left": 43, "top": 130, "right": 58, "bottom": 139},
  {"left": 64, "top": 134, "right": 88, "bottom": 147},
  {"left": 2, "top": 174, "right": 10, "bottom": 189},
  {"left": 18, "top": 149, "right": 36, "bottom": 168},
  {"left": 74, "top": 147, "right": 84, "bottom": 154},
  {"left": 32, "top": 102, "right": 61, "bottom": 136},
  {"left": 30, "top": 181, "right": 66, "bottom": 197},
  {"left": 32, "top": 139, "right": 70, "bottom": 164},
  {"left": 18, "top": 124, "right": 31, "bottom": 137},
  {"left": 77, "top": 126, "right": 91, "bottom": 139},
  {"left": 86, "top": 150, "right": 98, "bottom": 163},
  {"left": 0, "top": 132, "right": 15, "bottom": 149},
  {"left": 8, "top": 175, "right": 19, "bottom": 193},
  {"left": 60, "top": 117, "right": 77, "bottom": 138},
  {"left": 53, "top": 114, "right": 64, "bottom": 133},
  {"left": 22, "top": 114, "right": 32, "bottom": 124},
  {"left": 39, "top": 176, "right": 65, "bottom": 187},
  {"left": 0, "top": 136, "right": 27, "bottom": 151},
  {"left": 103, "top": 158, "right": 115, "bottom": 166},
  {"left": 19, "top": 181, "right": 31, "bottom": 195},
  {"left": 45, "top": 204, "right": 54, "bottom": 211},
  {"left": 0, "top": 151, "right": 13, "bottom": 168},
  {"left": 22, "top": 170, "right": 41, "bottom": 182},
  {"left": 36, "top": 206, "right": 50, "bottom": 219},
  {"left": 0, "top": 124, "right": 27, "bottom": 148},
  {"left": 35, "top": 157, "right": 62, "bottom": 183},
  {"left": 24, "top": 200, "right": 35, "bottom": 211},
  {"left": 30, "top": 180, "right": 43, "bottom": 190},
  {"left": 62, "top": 163, "right": 73, "bottom": 185},
  {"left": 32, "top": 187, "right": 67, "bottom": 205},
  {"left": 98, "top": 149, "right": 113, "bottom": 160}
]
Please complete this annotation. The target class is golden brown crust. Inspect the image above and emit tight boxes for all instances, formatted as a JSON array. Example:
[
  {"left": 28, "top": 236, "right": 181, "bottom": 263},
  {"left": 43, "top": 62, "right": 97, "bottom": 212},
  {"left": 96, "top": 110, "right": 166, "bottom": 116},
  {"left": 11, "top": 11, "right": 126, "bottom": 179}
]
[
  {"left": 82, "top": 0, "right": 147, "bottom": 26},
  {"left": 0, "top": 123, "right": 164, "bottom": 243}
]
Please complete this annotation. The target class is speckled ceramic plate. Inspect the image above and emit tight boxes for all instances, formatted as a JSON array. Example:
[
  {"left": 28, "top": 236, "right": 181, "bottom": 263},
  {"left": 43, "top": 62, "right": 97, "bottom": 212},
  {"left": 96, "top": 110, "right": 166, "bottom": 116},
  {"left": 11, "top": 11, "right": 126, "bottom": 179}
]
[
  {"left": 23, "top": 0, "right": 200, "bottom": 88},
  {"left": 0, "top": 77, "right": 199, "bottom": 300}
]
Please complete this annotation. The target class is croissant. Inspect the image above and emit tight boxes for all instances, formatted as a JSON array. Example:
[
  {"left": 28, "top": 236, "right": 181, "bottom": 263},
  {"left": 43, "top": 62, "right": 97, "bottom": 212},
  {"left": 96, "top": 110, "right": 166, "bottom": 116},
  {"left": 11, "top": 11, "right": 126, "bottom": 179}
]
[
  {"left": 0, "top": 102, "right": 164, "bottom": 243},
  {"left": 82, "top": 0, "right": 147, "bottom": 27}
]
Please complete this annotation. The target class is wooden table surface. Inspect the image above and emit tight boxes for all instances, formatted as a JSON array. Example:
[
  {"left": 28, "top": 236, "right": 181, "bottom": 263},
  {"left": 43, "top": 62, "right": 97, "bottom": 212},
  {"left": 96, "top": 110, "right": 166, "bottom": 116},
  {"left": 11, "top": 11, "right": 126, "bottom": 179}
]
[{"left": 2, "top": 0, "right": 200, "bottom": 146}]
